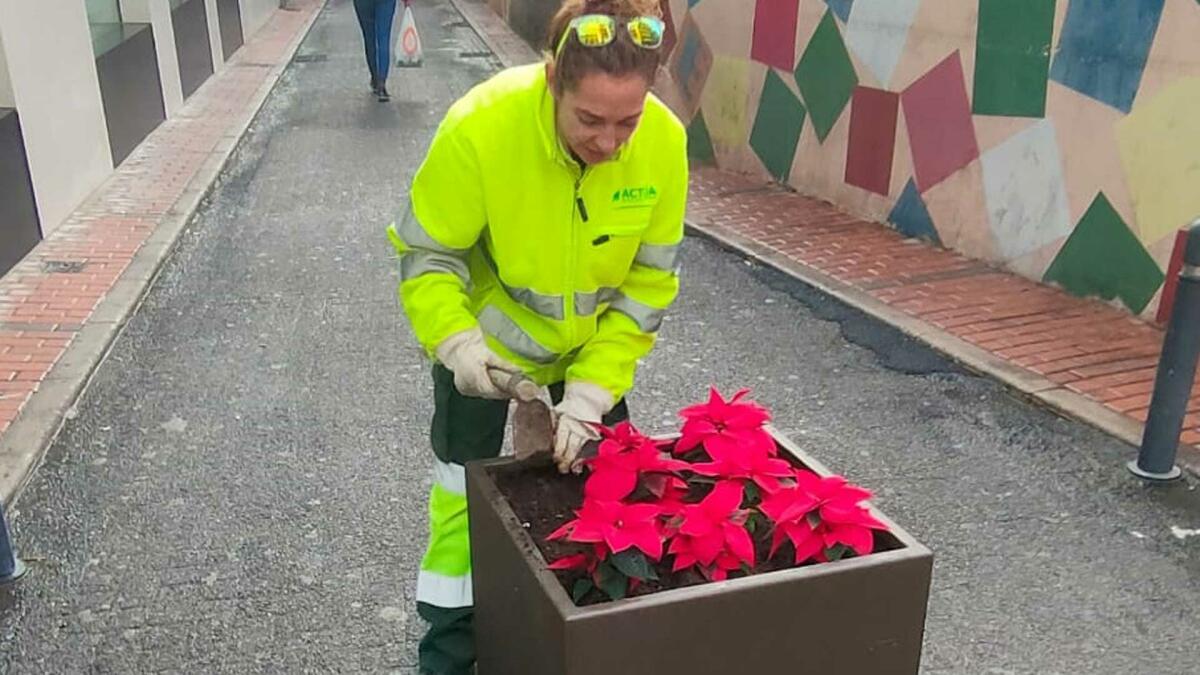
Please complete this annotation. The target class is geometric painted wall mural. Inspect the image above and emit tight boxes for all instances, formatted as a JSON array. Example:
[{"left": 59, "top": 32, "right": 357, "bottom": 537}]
[
  {"left": 1049, "top": 0, "right": 1166, "bottom": 113},
  {"left": 750, "top": 70, "right": 807, "bottom": 181},
  {"left": 824, "top": 0, "right": 853, "bottom": 22},
  {"left": 981, "top": 119, "right": 1072, "bottom": 260},
  {"left": 751, "top": 0, "right": 801, "bottom": 71},
  {"left": 1155, "top": 230, "right": 1189, "bottom": 324},
  {"left": 1115, "top": 76, "right": 1200, "bottom": 247},
  {"left": 670, "top": 13, "right": 713, "bottom": 122},
  {"left": 656, "top": 0, "right": 1200, "bottom": 319},
  {"left": 973, "top": 0, "right": 1055, "bottom": 117},
  {"left": 844, "top": 0, "right": 920, "bottom": 89},
  {"left": 844, "top": 86, "right": 899, "bottom": 196},
  {"left": 901, "top": 52, "right": 979, "bottom": 192},
  {"left": 687, "top": 111, "right": 716, "bottom": 163},
  {"left": 659, "top": 0, "right": 678, "bottom": 54},
  {"left": 888, "top": 179, "right": 941, "bottom": 244},
  {"left": 700, "top": 55, "right": 753, "bottom": 150},
  {"left": 1043, "top": 193, "right": 1164, "bottom": 314},
  {"left": 794, "top": 10, "right": 858, "bottom": 142}
]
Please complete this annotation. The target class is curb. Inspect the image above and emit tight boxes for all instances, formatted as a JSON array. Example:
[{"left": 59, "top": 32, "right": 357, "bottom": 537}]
[
  {"left": 0, "top": 4, "right": 324, "bottom": 505},
  {"left": 685, "top": 218, "right": 1200, "bottom": 480}
]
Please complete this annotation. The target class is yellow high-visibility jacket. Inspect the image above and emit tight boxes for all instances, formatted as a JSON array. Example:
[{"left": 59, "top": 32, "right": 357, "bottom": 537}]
[{"left": 388, "top": 63, "right": 687, "bottom": 400}]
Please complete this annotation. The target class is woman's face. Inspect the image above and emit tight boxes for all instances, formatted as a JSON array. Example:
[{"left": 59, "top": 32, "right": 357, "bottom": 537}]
[{"left": 551, "top": 68, "right": 650, "bottom": 166}]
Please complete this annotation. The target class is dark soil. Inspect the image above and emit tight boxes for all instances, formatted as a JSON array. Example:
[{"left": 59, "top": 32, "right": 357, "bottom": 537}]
[{"left": 490, "top": 459, "right": 894, "bottom": 606}]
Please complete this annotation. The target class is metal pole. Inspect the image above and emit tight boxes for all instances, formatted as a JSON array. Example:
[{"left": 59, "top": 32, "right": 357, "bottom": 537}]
[
  {"left": 0, "top": 501, "right": 26, "bottom": 585},
  {"left": 1129, "top": 218, "right": 1200, "bottom": 481}
]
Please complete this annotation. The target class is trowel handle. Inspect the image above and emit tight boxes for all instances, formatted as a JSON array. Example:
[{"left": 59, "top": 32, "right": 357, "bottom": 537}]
[{"left": 486, "top": 367, "right": 541, "bottom": 401}]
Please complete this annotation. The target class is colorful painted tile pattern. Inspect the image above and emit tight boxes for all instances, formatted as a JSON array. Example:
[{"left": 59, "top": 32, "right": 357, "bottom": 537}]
[
  {"left": 901, "top": 53, "right": 979, "bottom": 192},
  {"left": 844, "top": 86, "right": 899, "bottom": 196},
  {"left": 793, "top": 11, "right": 857, "bottom": 142},
  {"left": 663, "top": 0, "right": 1200, "bottom": 319},
  {"left": 973, "top": 0, "right": 1056, "bottom": 117}
]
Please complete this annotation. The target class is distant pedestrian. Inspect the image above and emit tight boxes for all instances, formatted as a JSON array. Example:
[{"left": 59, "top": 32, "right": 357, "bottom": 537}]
[{"left": 353, "top": 0, "right": 397, "bottom": 101}]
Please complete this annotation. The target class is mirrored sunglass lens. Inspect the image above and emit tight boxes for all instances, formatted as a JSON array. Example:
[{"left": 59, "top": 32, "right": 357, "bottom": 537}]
[
  {"left": 576, "top": 18, "right": 614, "bottom": 46},
  {"left": 628, "top": 18, "right": 664, "bottom": 47}
]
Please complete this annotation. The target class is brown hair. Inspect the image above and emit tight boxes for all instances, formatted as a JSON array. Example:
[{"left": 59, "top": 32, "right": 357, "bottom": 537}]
[{"left": 545, "top": 0, "right": 664, "bottom": 93}]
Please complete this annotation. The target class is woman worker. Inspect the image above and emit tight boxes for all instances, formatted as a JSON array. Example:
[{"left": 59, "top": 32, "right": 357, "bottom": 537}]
[{"left": 387, "top": 1, "right": 687, "bottom": 671}]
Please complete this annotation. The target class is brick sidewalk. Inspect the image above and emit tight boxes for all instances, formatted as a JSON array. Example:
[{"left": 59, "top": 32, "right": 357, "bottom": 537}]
[
  {"left": 0, "top": 2, "right": 322, "bottom": 489},
  {"left": 686, "top": 166, "right": 1200, "bottom": 469}
]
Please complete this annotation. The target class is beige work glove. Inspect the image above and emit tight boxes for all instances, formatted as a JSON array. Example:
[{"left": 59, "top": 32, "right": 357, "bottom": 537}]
[
  {"left": 435, "top": 328, "right": 520, "bottom": 400},
  {"left": 553, "top": 382, "right": 614, "bottom": 474}
]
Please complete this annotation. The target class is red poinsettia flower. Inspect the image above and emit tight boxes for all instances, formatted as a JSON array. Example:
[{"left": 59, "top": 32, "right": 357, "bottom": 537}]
[
  {"left": 584, "top": 422, "right": 689, "bottom": 501},
  {"left": 817, "top": 499, "right": 888, "bottom": 557},
  {"left": 760, "top": 469, "right": 888, "bottom": 563},
  {"left": 690, "top": 434, "right": 794, "bottom": 492},
  {"left": 675, "top": 387, "right": 775, "bottom": 457},
  {"left": 546, "top": 543, "right": 608, "bottom": 572},
  {"left": 548, "top": 499, "right": 665, "bottom": 560},
  {"left": 546, "top": 553, "right": 589, "bottom": 571},
  {"left": 667, "top": 481, "right": 755, "bottom": 576}
]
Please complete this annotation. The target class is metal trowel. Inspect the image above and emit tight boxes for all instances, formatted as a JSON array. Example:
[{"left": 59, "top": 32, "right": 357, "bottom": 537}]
[
  {"left": 487, "top": 368, "right": 555, "bottom": 460},
  {"left": 486, "top": 369, "right": 603, "bottom": 464}
]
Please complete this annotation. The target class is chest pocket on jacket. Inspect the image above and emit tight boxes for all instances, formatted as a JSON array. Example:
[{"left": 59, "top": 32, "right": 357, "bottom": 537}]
[
  {"left": 585, "top": 208, "right": 651, "bottom": 288},
  {"left": 591, "top": 204, "right": 653, "bottom": 238}
]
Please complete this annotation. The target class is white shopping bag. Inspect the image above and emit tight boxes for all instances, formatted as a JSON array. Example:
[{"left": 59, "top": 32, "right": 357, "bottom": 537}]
[{"left": 397, "top": 0, "right": 423, "bottom": 67}]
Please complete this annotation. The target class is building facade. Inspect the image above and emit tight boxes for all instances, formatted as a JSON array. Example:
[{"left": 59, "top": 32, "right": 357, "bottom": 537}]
[{"left": 0, "top": 0, "right": 280, "bottom": 277}]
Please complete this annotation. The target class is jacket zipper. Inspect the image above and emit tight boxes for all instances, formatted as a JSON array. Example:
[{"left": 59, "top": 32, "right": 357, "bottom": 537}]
[{"left": 567, "top": 166, "right": 590, "bottom": 349}]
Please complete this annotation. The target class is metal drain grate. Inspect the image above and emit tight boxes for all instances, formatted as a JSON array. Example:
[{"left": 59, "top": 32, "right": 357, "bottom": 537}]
[{"left": 42, "top": 260, "right": 87, "bottom": 274}]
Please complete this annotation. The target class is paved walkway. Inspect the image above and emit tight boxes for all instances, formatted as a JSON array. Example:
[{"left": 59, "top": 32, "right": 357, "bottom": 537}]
[{"left": 0, "top": 0, "right": 325, "bottom": 500}]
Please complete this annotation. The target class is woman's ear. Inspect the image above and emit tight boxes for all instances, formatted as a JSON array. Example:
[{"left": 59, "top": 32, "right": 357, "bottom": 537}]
[{"left": 545, "top": 61, "right": 560, "bottom": 99}]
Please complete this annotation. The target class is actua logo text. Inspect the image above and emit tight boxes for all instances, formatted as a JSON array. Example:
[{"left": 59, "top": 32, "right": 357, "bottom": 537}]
[{"left": 612, "top": 186, "right": 658, "bottom": 205}]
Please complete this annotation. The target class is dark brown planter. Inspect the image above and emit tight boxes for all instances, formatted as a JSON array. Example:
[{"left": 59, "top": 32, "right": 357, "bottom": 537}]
[{"left": 467, "top": 426, "right": 933, "bottom": 675}]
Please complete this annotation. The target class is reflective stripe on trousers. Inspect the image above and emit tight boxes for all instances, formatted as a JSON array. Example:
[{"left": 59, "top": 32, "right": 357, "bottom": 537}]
[{"left": 417, "top": 460, "right": 473, "bottom": 608}]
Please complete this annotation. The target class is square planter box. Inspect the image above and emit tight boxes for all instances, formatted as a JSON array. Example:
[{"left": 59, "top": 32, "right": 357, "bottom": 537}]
[{"left": 467, "top": 426, "right": 934, "bottom": 675}]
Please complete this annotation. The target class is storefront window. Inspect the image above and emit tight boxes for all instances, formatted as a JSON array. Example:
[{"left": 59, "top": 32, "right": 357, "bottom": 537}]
[
  {"left": 85, "top": 0, "right": 122, "bottom": 25},
  {"left": 85, "top": 0, "right": 129, "bottom": 56}
]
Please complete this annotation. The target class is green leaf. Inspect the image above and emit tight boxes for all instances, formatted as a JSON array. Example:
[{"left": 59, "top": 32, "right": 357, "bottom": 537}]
[
  {"left": 806, "top": 512, "right": 822, "bottom": 529},
  {"left": 572, "top": 578, "right": 594, "bottom": 603},
  {"left": 825, "top": 544, "right": 850, "bottom": 562},
  {"left": 744, "top": 511, "right": 765, "bottom": 536},
  {"left": 744, "top": 482, "right": 760, "bottom": 504},
  {"left": 596, "top": 561, "right": 628, "bottom": 601},
  {"left": 611, "top": 549, "right": 659, "bottom": 581}
]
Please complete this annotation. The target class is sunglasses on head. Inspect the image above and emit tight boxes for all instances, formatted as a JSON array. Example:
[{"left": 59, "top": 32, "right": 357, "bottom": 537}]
[{"left": 554, "top": 14, "right": 666, "bottom": 59}]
